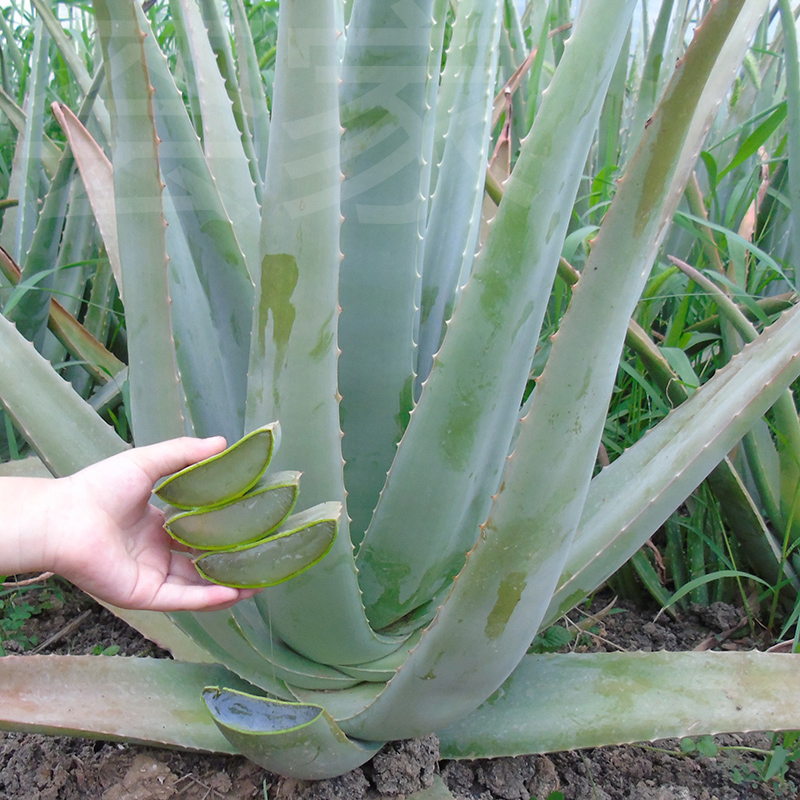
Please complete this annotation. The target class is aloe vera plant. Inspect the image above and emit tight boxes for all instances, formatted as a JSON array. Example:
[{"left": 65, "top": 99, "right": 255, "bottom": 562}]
[{"left": 4, "top": 0, "right": 800, "bottom": 786}]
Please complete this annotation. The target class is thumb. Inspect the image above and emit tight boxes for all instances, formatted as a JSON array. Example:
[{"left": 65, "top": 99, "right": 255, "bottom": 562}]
[{"left": 127, "top": 436, "right": 228, "bottom": 485}]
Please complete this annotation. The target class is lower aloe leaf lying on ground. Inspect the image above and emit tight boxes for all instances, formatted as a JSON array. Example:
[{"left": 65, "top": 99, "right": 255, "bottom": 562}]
[
  {"left": 0, "top": 656, "right": 244, "bottom": 752},
  {"left": 203, "top": 688, "right": 383, "bottom": 779},
  {"left": 436, "top": 651, "right": 800, "bottom": 758},
  {"left": 5, "top": 651, "right": 800, "bottom": 780}
]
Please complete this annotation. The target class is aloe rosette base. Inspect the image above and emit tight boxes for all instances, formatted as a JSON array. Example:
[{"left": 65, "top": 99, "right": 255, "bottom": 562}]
[{"left": 3, "top": 0, "right": 800, "bottom": 787}]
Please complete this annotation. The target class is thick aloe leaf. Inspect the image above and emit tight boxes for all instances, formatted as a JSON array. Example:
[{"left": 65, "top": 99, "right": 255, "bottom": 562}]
[
  {"left": 203, "top": 689, "right": 382, "bottom": 779},
  {"left": 247, "top": 0, "right": 400, "bottom": 666},
  {"left": 473, "top": 0, "right": 769, "bottom": 635},
  {"left": 229, "top": 0, "right": 270, "bottom": 183},
  {"left": 166, "top": 470, "right": 299, "bottom": 550},
  {"left": 244, "top": 0, "right": 343, "bottom": 510},
  {"left": 45, "top": 300, "right": 124, "bottom": 383},
  {"left": 0, "top": 312, "right": 126, "bottom": 475},
  {"left": 11, "top": 72, "right": 105, "bottom": 344},
  {"left": 94, "top": 0, "right": 185, "bottom": 445},
  {"left": 169, "top": 608, "right": 294, "bottom": 700},
  {"left": 29, "top": 0, "right": 111, "bottom": 142},
  {"left": 495, "top": 11, "right": 526, "bottom": 153},
  {"left": 0, "top": 655, "right": 243, "bottom": 752},
  {"left": 195, "top": 0, "right": 262, "bottom": 200},
  {"left": 337, "top": 0, "right": 435, "bottom": 538},
  {"left": 416, "top": 0, "right": 502, "bottom": 389},
  {"left": 357, "top": 0, "right": 637, "bottom": 630},
  {"left": 51, "top": 186, "right": 96, "bottom": 324},
  {"left": 158, "top": 190, "right": 240, "bottom": 440},
  {"left": 626, "top": 0, "right": 676, "bottom": 162},
  {"left": 290, "top": 680, "right": 384, "bottom": 723},
  {"left": 0, "top": 455, "right": 50, "bottom": 478},
  {"left": 10, "top": 18, "right": 48, "bottom": 271},
  {"left": 742, "top": 418, "right": 783, "bottom": 527},
  {"left": 169, "top": 0, "right": 260, "bottom": 277},
  {"left": 135, "top": 6, "right": 254, "bottom": 441},
  {"left": 437, "top": 651, "right": 800, "bottom": 758},
  {"left": 0, "top": 136, "right": 24, "bottom": 256},
  {"left": 343, "top": 0, "right": 767, "bottom": 742},
  {"left": 56, "top": 35, "right": 253, "bottom": 439},
  {"left": 0, "top": 13, "right": 24, "bottom": 77},
  {"left": 334, "top": 630, "right": 423, "bottom": 682},
  {"left": 419, "top": 0, "right": 449, "bottom": 217},
  {"left": 94, "top": 603, "right": 218, "bottom": 664},
  {"left": 232, "top": 601, "right": 361, "bottom": 691},
  {"left": 51, "top": 103, "right": 122, "bottom": 291},
  {"left": 425, "top": 0, "right": 457, "bottom": 201},
  {"left": 155, "top": 423, "right": 278, "bottom": 510},
  {"left": 706, "top": 458, "right": 800, "bottom": 591},
  {"left": 675, "top": 259, "right": 800, "bottom": 533},
  {"left": 779, "top": 0, "right": 800, "bottom": 272},
  {"left": 544, "top": 301, "right": 800, "bottom": 626},
  {"left": 165, "top": 0, "right": 202, "bottom": 130},
  {"left": 195, "top": 502, "right": 340, "bottom": 589},
  {"left": 0, "top": 87, "right": 62, "bottom": 177},
  {"left": 0, "top": 240, "right": 124, "bottom": 382}
]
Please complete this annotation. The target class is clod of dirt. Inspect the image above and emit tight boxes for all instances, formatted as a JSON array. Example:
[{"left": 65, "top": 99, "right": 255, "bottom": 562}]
[
  {"left": 689, "top": 601, "right": 741, "bottom": 632},
  {"left": 367, "top": 735, "right": 439, "bottom": 795},
  {"left": 440, "top": 760, "right": 476, "bottom": 798},
  {"left": 442, "top": 755, "right": 556, "bottom": 800},
  {"left": 476, "top": 756, "right": 538, "bottom": 800},
  {"left": 272, "top": 770, "right": 370, "bottom": 800},
  {"left": 101, "top": 754, "right": 177, "bottom": 800},
  {"left": 526, "top": 755, "right": 559, "bottom": 799}
]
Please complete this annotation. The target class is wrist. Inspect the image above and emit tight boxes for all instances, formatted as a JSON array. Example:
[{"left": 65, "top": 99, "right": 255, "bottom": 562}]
[
  {"left": 0, "top": 476, "right": 62, "bottom": 576},
  {"left": 38, "top": 475, "right": 90, "bottom": 580}
]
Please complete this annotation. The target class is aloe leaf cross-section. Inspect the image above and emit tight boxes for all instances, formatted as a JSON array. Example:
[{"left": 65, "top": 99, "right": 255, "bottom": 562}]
[
  {"left": 155, "top": 423, "right": 279, "bottom": 510},
  {"left": 165, "top": 470, "right": 300, "bottom": 550},
  {"left": 203, "top": 688, "right": 383, "bottom": 779},
  {"left": 194, "top": 502, "right": 340, "bottom": 589}
]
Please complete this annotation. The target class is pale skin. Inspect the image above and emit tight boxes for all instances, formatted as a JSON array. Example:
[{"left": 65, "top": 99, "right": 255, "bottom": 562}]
[{"left": 0, "top": 436, "right": 260, "bottom": 612}]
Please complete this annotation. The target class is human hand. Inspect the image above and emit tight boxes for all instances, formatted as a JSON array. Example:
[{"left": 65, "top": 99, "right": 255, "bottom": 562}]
[{"left": 44, "top": 437, "right": 262, "bottom": 612}]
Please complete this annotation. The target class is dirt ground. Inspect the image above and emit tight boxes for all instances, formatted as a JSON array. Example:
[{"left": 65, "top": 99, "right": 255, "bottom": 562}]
[{"left": 0, "top": 581, "right": 798, "bottom": 800}]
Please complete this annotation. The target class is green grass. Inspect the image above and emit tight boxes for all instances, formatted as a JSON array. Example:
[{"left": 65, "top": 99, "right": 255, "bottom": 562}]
[{"left": 0, "top": 576, "right": 62, "bottom": 655}]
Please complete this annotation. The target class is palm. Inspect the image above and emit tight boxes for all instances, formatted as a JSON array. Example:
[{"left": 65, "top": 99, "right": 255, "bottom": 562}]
[{"left": 51, "top": 439, "right": 257, "bottom": 611}]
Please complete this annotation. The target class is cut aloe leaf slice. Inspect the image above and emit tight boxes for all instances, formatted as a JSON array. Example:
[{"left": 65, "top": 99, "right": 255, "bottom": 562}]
[
  {"left": 195, "top": 502, "right": 340, "bottom": 588},
  {"left": 165, "top": 470, "right": 300, "bottom": 550},
  {"left": 202, "top": 687, "right": 382, "bottom": 779},
  {"left": 154, "top": 423, "right": 279, "bottom": 510}
]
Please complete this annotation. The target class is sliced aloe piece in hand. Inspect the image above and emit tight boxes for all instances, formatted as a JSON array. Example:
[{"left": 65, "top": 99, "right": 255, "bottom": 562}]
[
  {"left": 154, "top": 423, "right": 280, "bottom": 509},
  {"left": 195, "top": 502, "right": 340, "bottom": 588},
  {"left": 165, "top": 470, "right": 300, "bottom": 550}
]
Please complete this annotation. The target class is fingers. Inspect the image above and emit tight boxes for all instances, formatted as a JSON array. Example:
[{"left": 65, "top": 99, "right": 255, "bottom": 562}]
[
  {"left": 121, "top": 582, "right": 259, "bottom": 612},
  {"left": 127, "top": 436, "right": 228, "bottom": 485},
  {"left": 142, "top": 551, "right": 261, "bottom": 612}
]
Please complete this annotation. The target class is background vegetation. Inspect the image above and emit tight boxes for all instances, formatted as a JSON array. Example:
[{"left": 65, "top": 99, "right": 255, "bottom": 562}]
[{"left": 2, "top": 0, "right": 800, "bottom": 791}]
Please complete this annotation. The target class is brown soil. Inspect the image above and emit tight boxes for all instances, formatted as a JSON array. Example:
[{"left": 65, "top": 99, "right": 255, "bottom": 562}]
[{"left": 0, "top": 581, "right": 797, "bottom": 800}]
